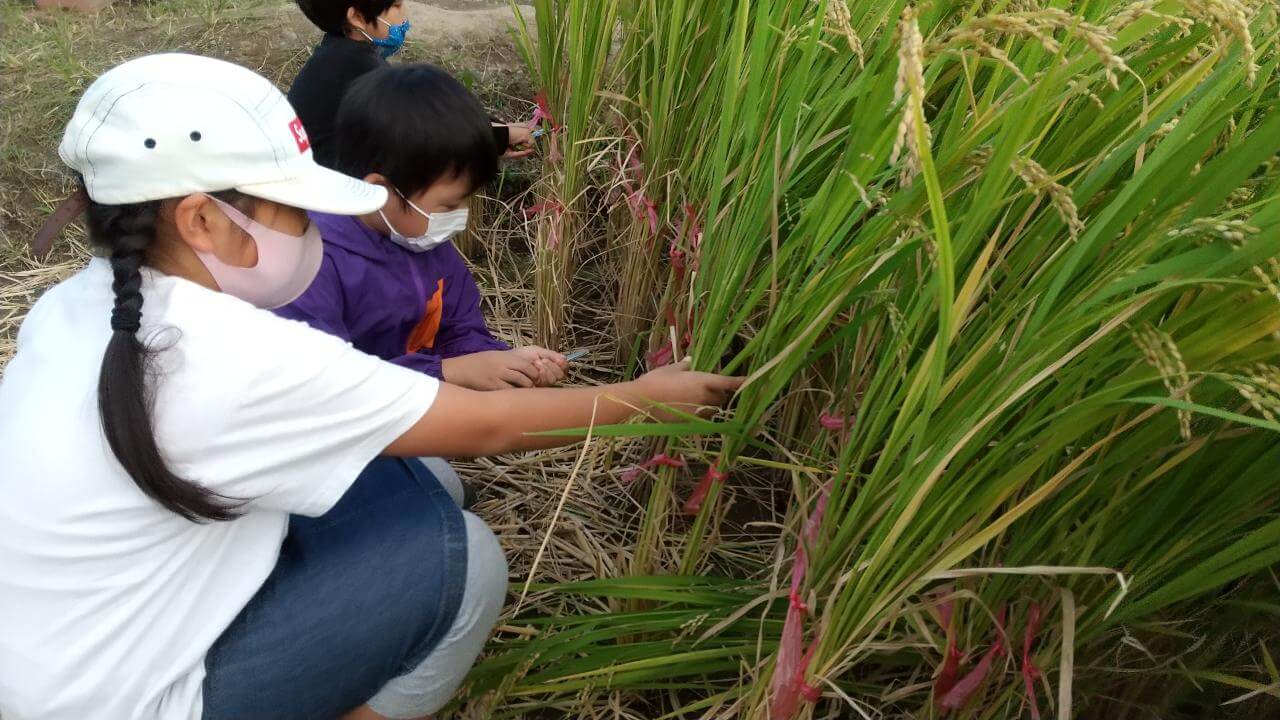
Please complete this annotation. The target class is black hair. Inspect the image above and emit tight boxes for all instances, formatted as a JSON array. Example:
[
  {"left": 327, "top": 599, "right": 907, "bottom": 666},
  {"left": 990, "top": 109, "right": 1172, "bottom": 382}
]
[
  {"left": 295, "top": 0, "right": 397, "bottom": 35},
  {"left": 333, "top": 64, "right": 499, "bottom": 200},
  {"left": 86, "top": 186, "right": 248, "bottom": 522}
]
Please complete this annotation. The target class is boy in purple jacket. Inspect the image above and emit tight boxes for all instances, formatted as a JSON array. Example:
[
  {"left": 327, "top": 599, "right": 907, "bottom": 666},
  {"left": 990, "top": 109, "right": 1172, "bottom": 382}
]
[{"left": 277, "top": 64, "right": 567, "bottom": 390}]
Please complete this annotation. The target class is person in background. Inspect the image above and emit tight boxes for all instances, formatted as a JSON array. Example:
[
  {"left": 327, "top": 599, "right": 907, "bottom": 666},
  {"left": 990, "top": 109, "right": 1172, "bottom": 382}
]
[
  {"left": 277, "top": 63, "right": 565, "bottom": 391},
  {"left": 0, "top": 53, "right": 738, "bottom": 720},
  {"left": 289, "top": 0, "right": 534, "bottom": 168}
]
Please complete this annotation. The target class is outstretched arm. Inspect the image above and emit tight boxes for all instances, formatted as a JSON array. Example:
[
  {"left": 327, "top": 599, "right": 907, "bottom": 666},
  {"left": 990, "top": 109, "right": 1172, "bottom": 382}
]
[{"left": 385, "top": 361, "right": 740, "bottom": 457}]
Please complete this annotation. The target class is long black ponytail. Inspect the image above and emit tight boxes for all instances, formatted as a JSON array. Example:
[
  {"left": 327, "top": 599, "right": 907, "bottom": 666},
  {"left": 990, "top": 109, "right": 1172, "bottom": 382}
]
[{"left": 87, "top": 191, "right": 241, "bottom": 522}]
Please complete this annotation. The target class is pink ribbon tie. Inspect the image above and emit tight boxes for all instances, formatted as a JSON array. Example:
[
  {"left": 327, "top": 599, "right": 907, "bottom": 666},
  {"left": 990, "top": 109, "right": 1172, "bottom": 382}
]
[
  {"left": 800, "top": 682, "right": 822, "bottom": 703},
  {"left": 646, "top": 341, "right": 674, "bottom": 368},
  {"left": 934, "top": 643, "right": 964, "bottom": 704},
  {"left": 524, "top": 200, "right": 565, "bottom": 248},
  {"left": 620, "top": 453, "right": 686, "bottom": 483},
  {"left": 939, "top": 605, "right": 1008, "bottom": 711},
  {"left": 1021, "top": 603, "right": 1044, "bottom": 720},
  {"left": 625, "top": 143, "right": 645, "bottom": 180},
  {"left": 627, "top": 190, "right": 659, "bottom": 234},
  {"left": 682, "top": 467, "right": 727, "bottom": 515},
  {"left": 669, "top": 241, "right": 687, "bottom": 276},
  {"left": 682, "top": 203, "right": 704, "bottom": 251},
  {"left": 818, "top": 412, "right": 851, "bottom": 433},
  {"left": 529, "top": 90, "right": 560, "bottom": 130},
  {"left": 523, "top": 200, "right": 564, "bottom": 218},
  {"left": 769, "top": 487, "right": 830, "bottom": 719}
]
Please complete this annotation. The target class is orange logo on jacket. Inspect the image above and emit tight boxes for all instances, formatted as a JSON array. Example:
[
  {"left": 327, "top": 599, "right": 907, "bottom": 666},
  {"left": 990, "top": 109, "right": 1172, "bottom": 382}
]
[{"left": 406, "top": 279, "right": 444, "bottom": 352}]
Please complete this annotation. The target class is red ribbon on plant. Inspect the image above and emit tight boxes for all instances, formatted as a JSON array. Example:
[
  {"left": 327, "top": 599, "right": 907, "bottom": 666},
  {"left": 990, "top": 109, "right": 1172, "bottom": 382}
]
[
  {"left": 627, "top": 189, "right": 659, "bottom": 234},
  {"left": 804, "top": 483, "right": 830, "bottom": 546},
  {"left": 646, "top": 341, "right": 675, "bottom": 368},
  {"left": 669, "top": 238, "right": 687, "bottom": 277},
  {"left": 616, "top": 144, "right": 660, "bottom": 235},
  {"left": 768, "top": 485, "right": 832, "bottom": 719},
  {"left": 681, "top": 466, "right": 727, "bottom": 515},
  {"left": 799, "top": 681, "right": 822, "bottom": 703},
  {"left": 682, "top": 203, "right": 704, "bottom": 252},
  {"left": 669, "top": 203, "right": 704, "bottom": 279},
  {"left": 939, "top": 605, "right": 1008, "bottom": 711},
  {"left": 523, "top": 200, "right": 565, "bottom": 248},
  {"left": 934, "top": 596, "right": 955, "bottom": 630},
  {"left": 646, "top": 319, "right": 691, "bottom": 369},
  {"left": 620, "top": 452, "right": 686, "bottom": 484},
  {"left": 528, "top": 90, "right": 560, "bottom": 131},
  {"left": 523, "top": 200, "right": 564, "bottom": 218},
  {"left": 934, "top": 643, "right": 964, "bottom": 701},
  {"left": 1022, "top": 603, "right": 1044, "bottom": 720},
  {"left": 818, "top": 412, "right": 850, "bottom": 432},
  {"left": 625, "top": 143, "right": 645, "bottom": 181}
]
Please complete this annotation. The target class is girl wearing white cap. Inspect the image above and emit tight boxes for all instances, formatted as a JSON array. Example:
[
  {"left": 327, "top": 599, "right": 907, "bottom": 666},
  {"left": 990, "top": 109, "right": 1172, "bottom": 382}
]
[{"left": 0, "top": 53, "right": 739, "bottom": 720}]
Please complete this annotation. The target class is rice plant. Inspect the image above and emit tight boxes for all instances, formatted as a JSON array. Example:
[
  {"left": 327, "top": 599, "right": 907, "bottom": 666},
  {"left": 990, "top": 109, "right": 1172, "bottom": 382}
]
[
  {"left": 513, "top": 0, "right": 619, "bottom": 349},
  {"left": 492, "top": 1, "right": 1280, "bottom": 717}
]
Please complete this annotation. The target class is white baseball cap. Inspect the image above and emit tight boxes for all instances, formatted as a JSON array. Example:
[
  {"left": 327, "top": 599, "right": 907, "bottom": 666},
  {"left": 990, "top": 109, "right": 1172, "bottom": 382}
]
[{"left": 59, "top": 53, "right": 387, "bottom": 214}]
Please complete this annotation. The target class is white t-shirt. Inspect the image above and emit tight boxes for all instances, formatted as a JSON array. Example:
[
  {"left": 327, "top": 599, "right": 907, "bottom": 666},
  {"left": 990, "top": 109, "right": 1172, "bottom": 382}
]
[{"left": 0, "top": 258, "right": 439, "bottom": 719}]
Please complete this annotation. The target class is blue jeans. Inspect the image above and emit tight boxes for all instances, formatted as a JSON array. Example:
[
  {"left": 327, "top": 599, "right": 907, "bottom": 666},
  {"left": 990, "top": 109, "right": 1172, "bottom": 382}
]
[{"left": 202, "top": 457, "right": 468, "bottom": 719}]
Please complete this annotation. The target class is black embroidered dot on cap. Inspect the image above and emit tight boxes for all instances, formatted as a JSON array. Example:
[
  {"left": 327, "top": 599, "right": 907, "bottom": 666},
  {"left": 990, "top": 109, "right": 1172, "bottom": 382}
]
[
  {"left": 143, "top": 138, "right": 156, "bottom": 149},
  {"left": 190, "top": 131, "right": 202, "bottom": 141}
]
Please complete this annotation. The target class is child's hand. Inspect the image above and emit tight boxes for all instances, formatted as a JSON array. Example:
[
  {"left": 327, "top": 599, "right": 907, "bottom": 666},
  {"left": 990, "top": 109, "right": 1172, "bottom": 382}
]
[
  {"left": 502, "top": 124, "right": 537, "bottom": 160},
  {"left": 442, "top": 350, "right": 543, "bottom": 390},
  {"left": 510, "top": 346, "right": 567, "bottom": 386},
  {"left": 632, "top": 360, "right": 744, "bottom": 418}
]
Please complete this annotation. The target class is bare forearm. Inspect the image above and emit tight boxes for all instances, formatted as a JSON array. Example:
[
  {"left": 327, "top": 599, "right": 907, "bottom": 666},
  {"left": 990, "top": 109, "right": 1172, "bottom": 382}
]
[
  {"left": 386, "top": 381, "right": 651, "bottom": 458},
  {"left": 480, "top": 383, "right": 647, "bottom": 452}
]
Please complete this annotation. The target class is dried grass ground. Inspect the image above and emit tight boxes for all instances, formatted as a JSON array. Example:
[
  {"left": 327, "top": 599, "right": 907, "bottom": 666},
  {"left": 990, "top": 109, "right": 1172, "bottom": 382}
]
[{"left": 0, "top": 3, "right": 779, "bottom": 716}]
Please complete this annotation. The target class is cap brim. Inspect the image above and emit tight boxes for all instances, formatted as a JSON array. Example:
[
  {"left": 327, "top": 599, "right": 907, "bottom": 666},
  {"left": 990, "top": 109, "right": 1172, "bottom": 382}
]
[{"left": 236, "top": 162, "right": 387, "bottom": 216}]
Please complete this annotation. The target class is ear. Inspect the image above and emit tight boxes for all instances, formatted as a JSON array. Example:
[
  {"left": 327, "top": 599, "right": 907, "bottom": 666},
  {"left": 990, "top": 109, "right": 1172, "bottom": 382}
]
[
  {"left": 172, "top": 194, "right": 234, "bottom": 254},
  {"left": 364, "top": 173, "right": 405, "bottom": 209},
  {"left": 346, "top": 6, "right": 371, "bottom": 33}
]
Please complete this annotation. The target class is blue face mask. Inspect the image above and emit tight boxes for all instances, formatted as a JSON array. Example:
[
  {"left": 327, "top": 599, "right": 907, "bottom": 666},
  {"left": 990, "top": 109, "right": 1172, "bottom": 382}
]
[{"left": 364, "top": 17, "right": 410, "bottom": 58}]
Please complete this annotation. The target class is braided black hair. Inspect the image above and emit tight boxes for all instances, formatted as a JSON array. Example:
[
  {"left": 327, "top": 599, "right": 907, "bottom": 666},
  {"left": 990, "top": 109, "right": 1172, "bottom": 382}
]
[{"left": 86, "top": 190, "right": 242, "bottom": 522}]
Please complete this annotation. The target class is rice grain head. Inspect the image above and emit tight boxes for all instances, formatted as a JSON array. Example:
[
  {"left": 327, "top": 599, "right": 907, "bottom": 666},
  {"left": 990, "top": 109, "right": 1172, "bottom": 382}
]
[
  {"left": 930, "top": 10, "right": 1129, "bottom": 86},
  {"left": 1011, "top": 156, "right": 1086, "bottom": 240},
  {"left": 1228, "top": 364, "right": 1280, "bottom": 422},
  {"left": 825, "top": 0, "right": 864, "bottom": 66},
  {"left": 1182, "top": 0, "right": 1258, "bottom": 84},
  {"left": 1132, "top": 323, "right": 1193, "bottom": 439},
  {"left": 891, "top": 6, "right": 929, "bottom": 187}
]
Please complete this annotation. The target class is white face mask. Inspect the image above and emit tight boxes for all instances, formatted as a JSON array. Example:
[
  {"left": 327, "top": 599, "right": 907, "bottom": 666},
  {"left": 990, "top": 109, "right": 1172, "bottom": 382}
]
[{"left": 379, "top": 192, "right": 469, "bottom": 253}]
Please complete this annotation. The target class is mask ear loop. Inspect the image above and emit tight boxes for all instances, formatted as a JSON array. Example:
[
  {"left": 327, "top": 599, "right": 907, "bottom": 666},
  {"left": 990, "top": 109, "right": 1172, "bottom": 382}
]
[
  {"left": 354, "top": 15, "right": 388, "bottom": 42},
  {"left": 379, "top": 188, "right": 421, "bottom": 238},
  {"left": 378, "top": 209, "right": 407, "bottom": 238},
  {"left": 391, "top": 186, "right": 432, "bottom": 221}
]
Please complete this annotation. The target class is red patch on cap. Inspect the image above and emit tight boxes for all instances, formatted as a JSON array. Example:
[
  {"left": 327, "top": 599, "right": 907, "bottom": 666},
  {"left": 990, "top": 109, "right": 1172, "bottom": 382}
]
[{"left": 288, "top": 118, "right": 310, "bottom": 154}]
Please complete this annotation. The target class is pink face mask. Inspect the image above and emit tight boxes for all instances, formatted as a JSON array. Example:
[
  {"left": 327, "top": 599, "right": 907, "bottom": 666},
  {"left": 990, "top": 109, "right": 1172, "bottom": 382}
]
[{"left": 197, "top": 195, "right": 322, "bottom": 309}]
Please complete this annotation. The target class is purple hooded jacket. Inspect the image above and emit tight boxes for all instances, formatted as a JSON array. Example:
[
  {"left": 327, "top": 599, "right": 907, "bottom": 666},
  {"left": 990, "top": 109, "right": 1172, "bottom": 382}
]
[{"left": 275, "top": 212, "right": 508, "bottom": 379}]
